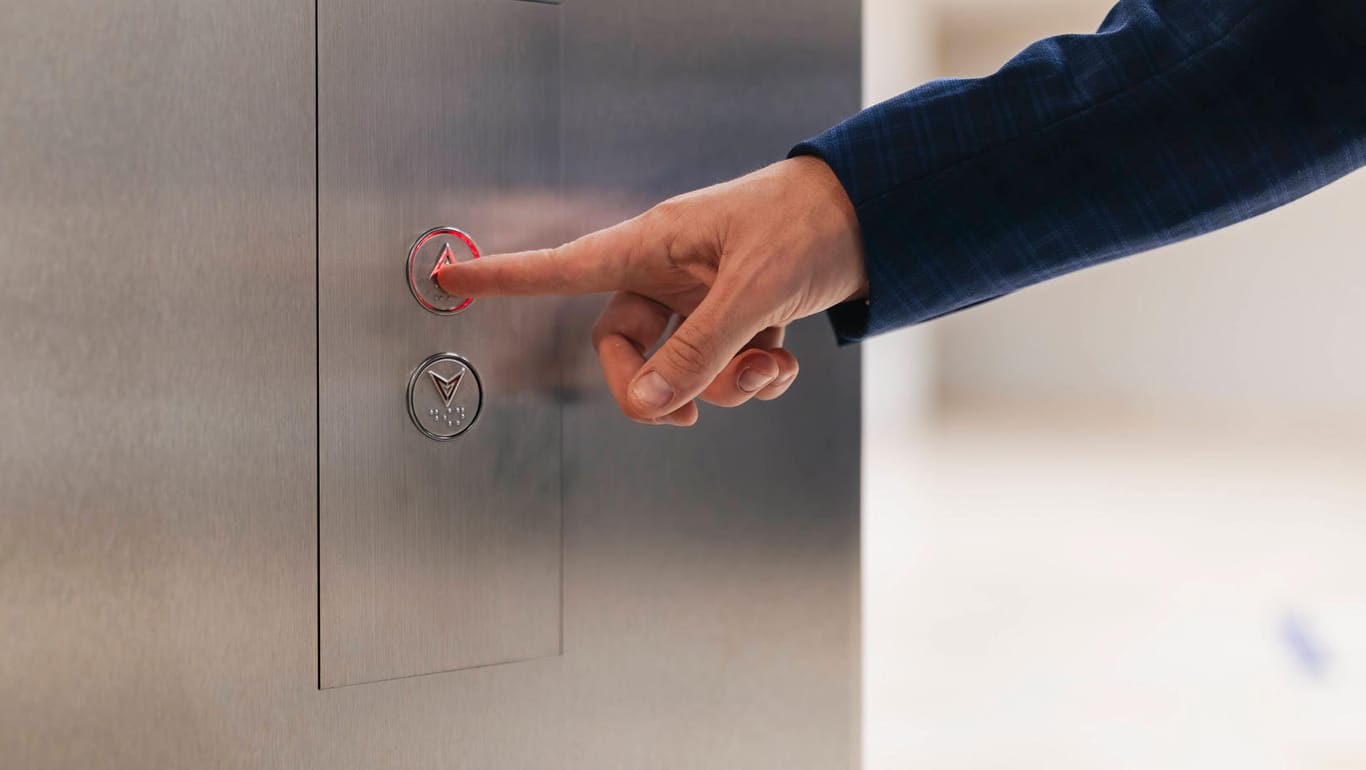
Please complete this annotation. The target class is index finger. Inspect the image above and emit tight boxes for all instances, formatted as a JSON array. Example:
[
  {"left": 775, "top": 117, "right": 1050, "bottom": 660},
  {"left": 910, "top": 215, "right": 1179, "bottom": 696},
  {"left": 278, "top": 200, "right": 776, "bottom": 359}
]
[{"left": 436, "top": 216, "right": 645, "bottom": 298}]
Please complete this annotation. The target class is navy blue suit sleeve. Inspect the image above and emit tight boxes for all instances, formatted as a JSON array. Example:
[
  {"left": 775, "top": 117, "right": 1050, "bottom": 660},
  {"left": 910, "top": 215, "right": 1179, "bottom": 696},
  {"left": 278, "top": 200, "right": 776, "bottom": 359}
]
[{"left": 793, "top": 0, "right": 1366, "bottom": 343}]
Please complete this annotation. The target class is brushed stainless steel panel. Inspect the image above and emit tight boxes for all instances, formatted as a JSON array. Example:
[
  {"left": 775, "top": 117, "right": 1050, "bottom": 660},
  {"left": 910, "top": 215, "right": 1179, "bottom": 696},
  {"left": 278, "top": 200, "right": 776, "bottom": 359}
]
[
  {"left": 556, "top": 3, "right": 864, "bottom": 766},
  {"left": 2, "top": 0, "right": 861, "bottom": 766},
  {"left": 0, "top": 0, "right": 319, "bottom": 765},
  {"left": 318, "top": 0, "right": 564, "bottom": 688}
]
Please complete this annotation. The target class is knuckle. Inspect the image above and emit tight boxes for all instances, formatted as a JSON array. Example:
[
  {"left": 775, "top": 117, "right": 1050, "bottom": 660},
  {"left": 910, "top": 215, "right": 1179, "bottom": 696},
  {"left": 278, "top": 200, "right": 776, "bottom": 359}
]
[
  {"left": 540, "top": 246, "right": 573, "bottom": 285},
  {"left": 642, "top": 202, "right": 687, "bottom": 262},
  {"left": 648, "top": 197, "right": 688, "bottom": 227},
  {"left": 662, "top": 330, "right": 712, "bottom": 377}
]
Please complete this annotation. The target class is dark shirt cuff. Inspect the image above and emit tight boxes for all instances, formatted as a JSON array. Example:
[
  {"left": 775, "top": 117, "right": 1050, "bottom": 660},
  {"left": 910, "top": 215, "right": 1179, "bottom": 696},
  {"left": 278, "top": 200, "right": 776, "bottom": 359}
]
[{"left": 789, "top": 136, "right": 916, "bottom": 345}]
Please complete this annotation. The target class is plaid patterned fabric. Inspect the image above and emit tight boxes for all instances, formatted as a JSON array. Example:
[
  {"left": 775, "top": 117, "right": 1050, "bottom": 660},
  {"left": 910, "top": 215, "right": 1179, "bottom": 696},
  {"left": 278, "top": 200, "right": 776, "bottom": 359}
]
[{"left": 792, "top": 0, "right": 1366, "bottom": 343}]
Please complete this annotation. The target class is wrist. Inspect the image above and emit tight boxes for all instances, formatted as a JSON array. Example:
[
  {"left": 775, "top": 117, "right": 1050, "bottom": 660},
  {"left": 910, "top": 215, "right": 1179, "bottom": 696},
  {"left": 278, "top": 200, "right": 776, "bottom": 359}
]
[{"left": 786, "top": 155, "right": 868, "bottom": 303}]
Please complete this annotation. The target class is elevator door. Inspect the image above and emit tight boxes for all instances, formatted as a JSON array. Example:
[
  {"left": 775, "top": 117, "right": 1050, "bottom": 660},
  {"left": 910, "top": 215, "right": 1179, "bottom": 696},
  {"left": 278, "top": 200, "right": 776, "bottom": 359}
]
[{"left": 1, "top": 0, "right": 862, "bottom": 766}]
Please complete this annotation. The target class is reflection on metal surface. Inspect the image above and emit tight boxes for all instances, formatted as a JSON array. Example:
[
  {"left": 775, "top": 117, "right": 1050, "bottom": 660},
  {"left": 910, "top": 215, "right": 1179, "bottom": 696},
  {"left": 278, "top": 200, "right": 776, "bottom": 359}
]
[
  {"left": 406, "top": 225, "right": 480, "bottom": 314},
  {"left": 407, "top": 352, "right": 482, "bottom": 440}
]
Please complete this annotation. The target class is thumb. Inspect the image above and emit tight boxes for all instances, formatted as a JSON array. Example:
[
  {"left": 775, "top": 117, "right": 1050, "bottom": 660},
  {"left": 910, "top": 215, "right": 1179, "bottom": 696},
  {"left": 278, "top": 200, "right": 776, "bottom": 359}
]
[{"left": 626, "top": 287, "right": 765, "bottom": 419}]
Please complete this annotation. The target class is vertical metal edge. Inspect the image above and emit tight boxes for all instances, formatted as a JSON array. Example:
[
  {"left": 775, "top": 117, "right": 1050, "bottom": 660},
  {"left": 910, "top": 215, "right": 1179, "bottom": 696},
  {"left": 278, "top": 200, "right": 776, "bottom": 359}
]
[
  {"left": 556, "top": 0, "right": 567, "bottom": 661},
  {"left": 314, "top": 0, "right": 323, "bottom": 692}
]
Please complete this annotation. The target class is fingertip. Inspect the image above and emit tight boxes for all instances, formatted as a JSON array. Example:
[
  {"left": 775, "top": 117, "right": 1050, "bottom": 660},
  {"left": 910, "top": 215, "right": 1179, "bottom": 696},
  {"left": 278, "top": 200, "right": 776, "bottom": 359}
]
[
  {"left": 627, "top": 369, "right": 677, "bottom": 418},
  {"left": 658, "top": 402, "right": 699, "bottom": 427},
  {"left": 755, "top": 348, "right": 799, "bottom": 401},
  {"left": 736, "top": 353, "right": 780, "bottom": 394},
  {"left": 755, "top": 371, "right": 797, "bottom": 401},
  {"left": 695, "top": 349, "right": 778, "bottom": 408},
  {"left": 434, "top": 263, "right": 467, "bottom": 296}
]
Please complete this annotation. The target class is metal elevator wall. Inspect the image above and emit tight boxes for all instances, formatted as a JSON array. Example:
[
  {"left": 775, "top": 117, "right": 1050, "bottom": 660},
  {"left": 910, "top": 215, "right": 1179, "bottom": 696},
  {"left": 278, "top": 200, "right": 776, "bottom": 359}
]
[{"left": 0, "top": 0, "right": 861, "bottom": 766}]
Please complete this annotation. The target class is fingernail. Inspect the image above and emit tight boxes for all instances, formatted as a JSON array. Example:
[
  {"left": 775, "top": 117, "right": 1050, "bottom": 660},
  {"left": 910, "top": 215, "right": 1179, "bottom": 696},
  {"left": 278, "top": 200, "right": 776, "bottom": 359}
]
[
  {"left": 737, "top": 368, "right": 774, "bottom": 393},
  {"left": 630, "top": 371, "right": 675, "bottom": 410}
]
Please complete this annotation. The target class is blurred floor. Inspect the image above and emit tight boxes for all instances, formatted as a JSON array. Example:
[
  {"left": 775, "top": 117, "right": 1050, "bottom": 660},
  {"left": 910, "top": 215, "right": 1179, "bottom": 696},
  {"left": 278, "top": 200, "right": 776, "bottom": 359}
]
[{"left": 864, "top": 405, "right": 1366, "bottom": 769}]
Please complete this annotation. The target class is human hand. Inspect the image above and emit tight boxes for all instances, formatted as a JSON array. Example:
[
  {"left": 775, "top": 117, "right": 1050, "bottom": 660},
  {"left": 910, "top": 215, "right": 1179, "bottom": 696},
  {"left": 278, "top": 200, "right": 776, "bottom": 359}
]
[{"left": 437, "top": 155, "right": 867, "bottom": 427}]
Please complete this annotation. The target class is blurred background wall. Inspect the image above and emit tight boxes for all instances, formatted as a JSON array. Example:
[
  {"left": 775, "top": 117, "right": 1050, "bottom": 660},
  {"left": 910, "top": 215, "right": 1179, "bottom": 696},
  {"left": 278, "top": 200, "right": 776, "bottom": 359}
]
[{"left": 860, "top": 1, "right": 1366, "bottom": 767}]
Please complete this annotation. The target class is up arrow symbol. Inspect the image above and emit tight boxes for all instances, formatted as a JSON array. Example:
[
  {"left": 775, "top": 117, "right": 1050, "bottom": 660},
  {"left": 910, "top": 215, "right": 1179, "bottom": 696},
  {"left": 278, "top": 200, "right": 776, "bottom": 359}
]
[{"left": 429, "top": 242, "right": 459, "bottom": 282}]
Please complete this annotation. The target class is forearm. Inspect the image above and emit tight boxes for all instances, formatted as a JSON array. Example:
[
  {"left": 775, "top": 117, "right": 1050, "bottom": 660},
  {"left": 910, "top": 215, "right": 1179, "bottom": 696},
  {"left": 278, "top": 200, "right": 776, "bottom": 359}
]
[{"left": 795, "top": 0, "right": 1366, "bottom": 341}]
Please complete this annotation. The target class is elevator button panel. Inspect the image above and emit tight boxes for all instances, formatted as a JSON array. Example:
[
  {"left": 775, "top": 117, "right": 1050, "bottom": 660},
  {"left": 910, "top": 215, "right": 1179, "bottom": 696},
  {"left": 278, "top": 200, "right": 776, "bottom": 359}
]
[
  {"left": 407, "top": 353, "right": 482, "bottom": 440},
  {"left": 407, "top": 226, "right": 480, "bottom": 314},
  {"left": 319, "top": 0, "right": 562, "bottom": 688}
]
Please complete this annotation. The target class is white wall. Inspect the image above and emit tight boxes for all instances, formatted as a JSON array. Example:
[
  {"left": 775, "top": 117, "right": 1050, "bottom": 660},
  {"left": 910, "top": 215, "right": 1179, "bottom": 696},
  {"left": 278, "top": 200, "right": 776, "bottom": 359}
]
[
  {"left": 859, "top": 4, "right": 937, "bottom": 770},
  {"left": 861, "top": 0, "right": 938, "bottom": 440}
]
